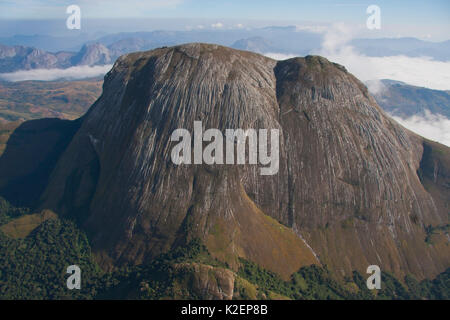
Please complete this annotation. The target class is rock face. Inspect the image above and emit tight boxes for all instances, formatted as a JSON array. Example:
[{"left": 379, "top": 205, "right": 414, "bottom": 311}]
[
  {"left": 38, "top": 43, "right": 449, "bottom": 280},
  {"left": 70, "top": 43, "right": 112, "bottom": 66}
]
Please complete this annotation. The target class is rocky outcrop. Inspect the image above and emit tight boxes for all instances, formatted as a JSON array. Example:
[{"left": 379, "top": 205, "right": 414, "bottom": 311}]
[
  {"left": 32, "top": 43, "right": 449, "bottom": 280},
  {"left": 70, "top": 43, "right": 112, "bottom": 66},
  {"left": 0, "top": 43, "right": 112, "bottom": 73},
  {"left": 0, "top": 45, "right": 61, "bottom": 72},
  {"left": 173, "top": 263, "right": 235, "bottom": 300}
]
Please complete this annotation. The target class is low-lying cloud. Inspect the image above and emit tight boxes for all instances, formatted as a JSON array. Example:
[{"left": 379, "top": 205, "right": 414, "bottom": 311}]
[
  {"left": 264, "top": 53, "right": 298, "bottom": 61},
  {"left": 265, "top": 23, "right": 450, "bottom": 146},
  {"left": 318, "top": 23, "right": 450, "bottom": 91},
  {"left": 319, "top": 24, "right": 450, "bottom": 146},
  {"left": 265, "top": 23, "right": 450, "bottom": 91},
  {"left": 265, "top": 50, "right": 450, "bottom": 91},
  {"left": 391, "top": 111, "right": 450, "bottom": 147},
  {"left": 324, "top": 50, "right": 450, "bottom": 91},
  {"left": 0, "top": 65, "right": 113, "bottom": 82}
]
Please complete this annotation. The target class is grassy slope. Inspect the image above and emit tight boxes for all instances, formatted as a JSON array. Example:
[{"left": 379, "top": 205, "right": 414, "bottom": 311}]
[
  {"left": 0, "top": 120, "right": 22, "bottom": 155},
  {"left": 0, "top": 209, "right": 57, "bottom": 238},
  {"left": 0, "top": 79, "right": 102, "bottom": 122},
  {"left": 206, "top": 184, "right": 319, "bottom": 280}
]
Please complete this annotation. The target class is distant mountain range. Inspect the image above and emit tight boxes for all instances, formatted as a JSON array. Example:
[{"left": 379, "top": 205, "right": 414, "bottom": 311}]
[
  {"left": 0, "top": 43, "right": 112, "bottom": 73},
  {"left": 1, "top": 27, "right": 449, "bottom": 74},
  {"left": 370, "top": 80, "right": 450, "bottom": 119}
]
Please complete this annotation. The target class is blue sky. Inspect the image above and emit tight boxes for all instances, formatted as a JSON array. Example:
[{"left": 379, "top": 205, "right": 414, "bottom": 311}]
[
  {"left": 1, "top": 0, "right": 449, "bottom": 40},
  {"left": 1, "top": 0, "right": 449, "bottom": 22},
  {"left": 178, "top": 0, "right": 450, "bottom": 25}
]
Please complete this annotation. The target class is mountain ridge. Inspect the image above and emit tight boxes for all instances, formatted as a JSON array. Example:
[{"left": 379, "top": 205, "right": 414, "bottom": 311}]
[
  {"left": 0, "top": 43, "right": 112, "bottom": 73},
  {"left": 370, "top": 79, "right": 450, "bottom": 119},
  {"left": 0, "top": 43, "right": 448, "bottom": 282}
]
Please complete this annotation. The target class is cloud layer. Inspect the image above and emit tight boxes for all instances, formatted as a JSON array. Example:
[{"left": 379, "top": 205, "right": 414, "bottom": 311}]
[
  {"left": 324, "top": 50, "right": 450, "bottom": 91},
  {"left": 318, "top": 24, "right": 450, "bottom": 146},
  {"left": 317, "top": 23, "right": 450, "bottom": 91},
  {"left": 391, "top": 111, "right": 450, "bottom": 147},
  {"left": 265, "top": 51, "right": 450, "bottom": 91},
  {"left": 263, "top": 53, "right": 298, "bottom": 61},
  {"left": 0, "top": 65, "right": 113, "bottom": 82},
  {"left": 265, "top": 24, "right": 450, "bottom": 147},
  {"left": 265, "top": 23, "right": 450, "bottom": 91}
]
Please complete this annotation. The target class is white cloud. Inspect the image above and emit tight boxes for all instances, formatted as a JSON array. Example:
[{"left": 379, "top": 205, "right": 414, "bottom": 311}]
[
  {"left": 295, "top": 25, "right": 328, "bottom": 34},
  {"left": 264, "top": 24, "right": 450, "bottom": 146},
  {"left": 265, "top": 24, "right": 450, "bottom": 90},
  {"left": 316, "top": 23, "right": 450, "bottom": 91},
  {"left": 365, "top": 79, "right": 387, "bottom": 95},
  {"left": 318, "top": 24, "right": 450, "bottom": 145},
  {"left": 211, "top": 22, "right": 224, "bottom": 29},
  {"left": 327, "top": 50, "right": 450, "bottom": 91},
  {"left": 0, "top": 65, "right": 113, "bottom": 82},
  {"left": 263, "top": 53, "right": 298, "bottom": 61},
  {"left": 390, "top": 111, "right": 450, "bottom": 147},
  {"left": 320, "top": 23, "right": 355, "bottom": 54}
]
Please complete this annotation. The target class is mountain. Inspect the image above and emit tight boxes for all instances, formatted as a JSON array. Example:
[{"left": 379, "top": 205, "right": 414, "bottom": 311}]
[
  {"left": 2, "top": 29, "right": 449, "bottom": 75},
  {"left": 0, "top": 44, "right": 448, "bottom": 287},
  {"left": 0, "top": 43, "right": 113, "bottom": 73},
  {"left": 0, "top": 44, "right": 65, "bottom": 72},
  {"left": 70, "top": 43, "right": 112, "bottom": 66},
  {"left": 88, "top": 33, "right": 450, "bottom": 61},
  {"left": 369, "top": 79, "right": 450, "bottom": 119},
  {"left": 93, "top": 28, "right": 322, "bottom": 57},
  {"left": 231, "top": 37, "right": 276, "bottom": 54},
  {"left": 0, "top": 79, "right": 102, "bottom": 122}
]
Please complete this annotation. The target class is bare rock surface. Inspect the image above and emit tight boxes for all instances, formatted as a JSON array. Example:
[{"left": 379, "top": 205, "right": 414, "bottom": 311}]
[{"left": 38, "top": 43, "right": 449, "bottom": 280}]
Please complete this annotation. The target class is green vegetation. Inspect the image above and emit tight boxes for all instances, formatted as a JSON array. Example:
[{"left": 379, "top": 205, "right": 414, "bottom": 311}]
[
  {"left": 237, "top": 258, "right": 450, "bottom": 300},
  {"left": 238, "top": 259, "right": 353, "bottom": 300},
  {"left": 0, "top": 210, "right": 57, "bottom": 238},
  {"left": 93, "top": 239, "right": 224, "bottom": 300},
  {"left": 425, "top": 224, "right": 450, "bottom": 244},
  {"left": 0, "top": 219, "right": 101, "bottom": 299},
  {"left": 0, "top": 197, "right": 448, "bottom": 300},
  {"left": 0, "top": 196, "right": 30, "bottom": 225}
]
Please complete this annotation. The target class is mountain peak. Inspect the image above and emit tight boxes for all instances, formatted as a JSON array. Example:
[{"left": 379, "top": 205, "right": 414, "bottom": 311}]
[
  {"left": 24, "top": 43, "right": 449, "bottom": 280},
  {"left": 71, "top": 42, "right": 111, "bottom": 66}
]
